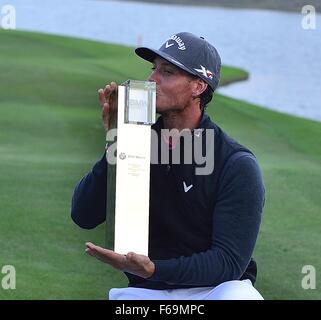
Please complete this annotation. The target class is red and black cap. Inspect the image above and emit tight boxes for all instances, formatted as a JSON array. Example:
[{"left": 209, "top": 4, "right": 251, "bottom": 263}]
[{"left": 135, "top": 32, "right": 221, "bottom": 92}]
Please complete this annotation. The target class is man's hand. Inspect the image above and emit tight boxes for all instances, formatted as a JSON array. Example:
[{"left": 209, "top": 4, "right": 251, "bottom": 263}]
[
  {"left": 85, "top": 242, "right": 155, "bottom": 279},
  {"left": 98, "top": 82, "right": 118, "bottom": 133}
]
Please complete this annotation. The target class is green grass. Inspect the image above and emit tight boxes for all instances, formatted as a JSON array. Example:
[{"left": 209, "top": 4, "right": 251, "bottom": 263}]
[
  {"left": 0, "top": 30, "right": 320, "bottom": 300},
  {"left": 213, "top": 96, "right": 321, "bottom": 299}
]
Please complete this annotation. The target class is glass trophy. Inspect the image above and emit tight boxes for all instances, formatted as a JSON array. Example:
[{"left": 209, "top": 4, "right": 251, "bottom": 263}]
[{"left": 106, "top": 80, "right": 156, "bottom": 256}]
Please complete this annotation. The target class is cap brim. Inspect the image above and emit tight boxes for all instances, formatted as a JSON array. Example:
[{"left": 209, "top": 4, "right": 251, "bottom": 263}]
[{"left": 135, "top": 47, "right": 197, "bottom": 77}]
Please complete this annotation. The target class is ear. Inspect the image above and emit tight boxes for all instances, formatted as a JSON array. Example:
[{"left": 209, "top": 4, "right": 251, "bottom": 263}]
[{"left": 191, "top": 79, "right": 208, "bottom": 98}]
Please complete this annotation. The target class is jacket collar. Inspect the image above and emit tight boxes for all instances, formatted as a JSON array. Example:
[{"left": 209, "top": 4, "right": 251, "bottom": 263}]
[{"left": 153, "top": 111, "right": 212, "bottom": 132}]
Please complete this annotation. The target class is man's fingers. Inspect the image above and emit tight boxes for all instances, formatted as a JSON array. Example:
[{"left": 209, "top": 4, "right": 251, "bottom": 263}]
[
  {"left": 85, "top": 242, "right": 99, "bottom": 256},
  {"left": 85, "top": 242, "right": 109, "bottom": 255},
  {"left": 103, "top": 84, "right": 113, "bottom": 100},
  {"left": 88, "top": 243, "right": 110, "bottom": 255},
  {"left": 85, "top": 241, "right": 96, "bottom": 250},
  {"left": 110, "top": 81, "right": 118, "bottom": 94},
  {"left": 98, "top": 84, "right": 116, "bottom": 105},
  {"left": 85, "top": 242, "right": 112, "bottom": 263},
  {"left": 125, "top": 252, "right": 137, "bottom": 262},
  {"left": 85, "top": 244, "right": 154, "bottom": 278},
  {"left": 85, "top": 242, "right": 127, "bottom": 268},
  {"left": 98, "top": 88, "right": 107, "bottom": 107},
  {"left": 85, "top": 247, "right": 95, "bottom": 257},
  {"left": 103, "top": 82, "right": 118, "bottom": 101},
  {"left": 102, "top": 102, "right": 110, "bottom": 116}
]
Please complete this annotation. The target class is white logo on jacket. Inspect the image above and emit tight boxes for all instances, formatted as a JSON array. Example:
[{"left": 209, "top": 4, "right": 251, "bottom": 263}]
[{"left": 183, "top": 181, "right": 193, "bottom": 192}]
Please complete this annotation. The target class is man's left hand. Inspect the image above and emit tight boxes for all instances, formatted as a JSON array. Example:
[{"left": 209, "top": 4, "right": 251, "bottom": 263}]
[{"left": 85, "top": 242, "right": 155, "bottom": 279}]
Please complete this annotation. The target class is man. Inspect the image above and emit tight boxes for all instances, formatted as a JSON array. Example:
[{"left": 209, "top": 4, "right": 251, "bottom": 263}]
[{"left": 71, "top": 32, "right": 265, "bottom": 300}]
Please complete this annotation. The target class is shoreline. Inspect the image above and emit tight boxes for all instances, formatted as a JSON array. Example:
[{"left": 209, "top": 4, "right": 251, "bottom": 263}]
[
  {"left": 108, "top": 0, "right": 321, "bottom": 13},
  {"left": 5, "top": 1, "right": 320, "bottom": 124},
  {"left": 2, "top": 28, "right": 320, "bottom": 124}
]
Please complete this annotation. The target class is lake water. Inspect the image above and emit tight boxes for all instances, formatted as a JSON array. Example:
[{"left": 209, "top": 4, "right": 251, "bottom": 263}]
[{"left": 1, "top": 0, "right": 321, "bottom": 122}]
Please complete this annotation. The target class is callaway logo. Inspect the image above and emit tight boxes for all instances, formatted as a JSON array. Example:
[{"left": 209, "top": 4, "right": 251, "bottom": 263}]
[
  {"left": 165, "top": 34, "right": 186, "bottom": 50},
  {"left": 183, "top": 181, "right": 193, "bottom": 193},
  {"left": 165, "top": 42, "right": 174, "bottom": 48},
  {"left": 194, "top": 65, "right": 214, "bottom": 79}
]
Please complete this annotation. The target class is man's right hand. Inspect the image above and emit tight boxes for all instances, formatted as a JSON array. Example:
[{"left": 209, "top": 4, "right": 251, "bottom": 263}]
[{"left": 98, "top": 81, "right": 118, "bottom": 133}]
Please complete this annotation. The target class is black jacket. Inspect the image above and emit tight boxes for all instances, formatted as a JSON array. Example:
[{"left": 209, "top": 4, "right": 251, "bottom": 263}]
[{"left": 71, "top": 112, "right": 265, "bottom": 289}]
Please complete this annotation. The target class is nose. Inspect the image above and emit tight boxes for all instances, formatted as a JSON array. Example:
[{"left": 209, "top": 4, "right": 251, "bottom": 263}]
[{"left": 148, "top": 69, "right": 160, "bottom": 84}]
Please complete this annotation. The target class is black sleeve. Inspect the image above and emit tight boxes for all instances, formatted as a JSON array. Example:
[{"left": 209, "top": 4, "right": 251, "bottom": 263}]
[
  {"left": 71, "top": 152, "right": 107, "bottom": 229},
  {"left": 148, "top": 154, "right": 265, "bottom": 286}
]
